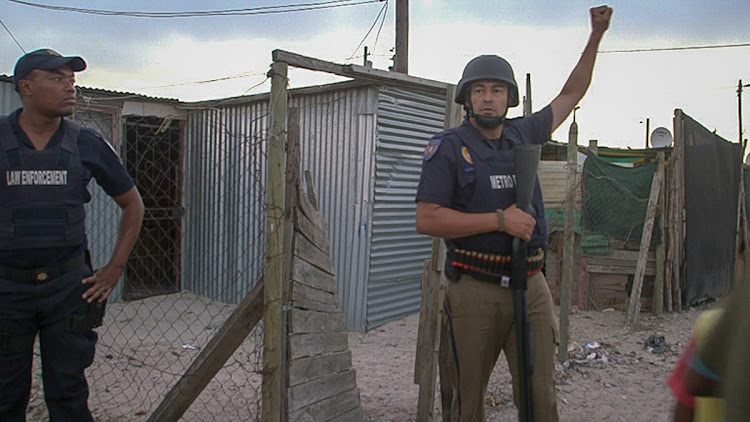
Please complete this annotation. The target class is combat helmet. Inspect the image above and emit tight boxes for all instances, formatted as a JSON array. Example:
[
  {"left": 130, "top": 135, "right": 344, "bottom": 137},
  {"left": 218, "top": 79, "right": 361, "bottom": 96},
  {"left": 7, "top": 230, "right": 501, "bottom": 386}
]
[{"left": 455, "top": 55, "right": 519, "bottom": 107}]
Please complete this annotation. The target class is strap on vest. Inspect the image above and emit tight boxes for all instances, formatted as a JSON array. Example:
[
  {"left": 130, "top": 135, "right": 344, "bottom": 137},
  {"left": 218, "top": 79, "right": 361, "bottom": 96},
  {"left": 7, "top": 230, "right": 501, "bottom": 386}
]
[{"left": 56, "top": 119, "right": 81, "bottom": 167}]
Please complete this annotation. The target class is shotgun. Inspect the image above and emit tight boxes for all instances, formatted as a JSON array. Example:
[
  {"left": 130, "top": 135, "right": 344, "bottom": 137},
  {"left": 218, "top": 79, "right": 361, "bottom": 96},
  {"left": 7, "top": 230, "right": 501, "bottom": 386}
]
[{"left": 511, "top": 143, "right": 542, "bottom": 422}]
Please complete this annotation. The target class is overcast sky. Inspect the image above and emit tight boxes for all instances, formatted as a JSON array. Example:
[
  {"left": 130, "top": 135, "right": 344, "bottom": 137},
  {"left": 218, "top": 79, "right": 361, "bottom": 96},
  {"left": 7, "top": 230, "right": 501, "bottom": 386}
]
[{"left": 2, "top": 0, "right": 749, "bottom": 149}]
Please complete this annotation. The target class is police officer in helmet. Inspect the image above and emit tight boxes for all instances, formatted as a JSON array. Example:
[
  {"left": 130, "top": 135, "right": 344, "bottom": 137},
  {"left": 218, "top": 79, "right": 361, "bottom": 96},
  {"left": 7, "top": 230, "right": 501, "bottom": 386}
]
[
  {"left": 416, "top": 6, "right": 612, "bottom": 421},
  {"left": 0, "top": 49, "right": 144, "bottom": 421}
]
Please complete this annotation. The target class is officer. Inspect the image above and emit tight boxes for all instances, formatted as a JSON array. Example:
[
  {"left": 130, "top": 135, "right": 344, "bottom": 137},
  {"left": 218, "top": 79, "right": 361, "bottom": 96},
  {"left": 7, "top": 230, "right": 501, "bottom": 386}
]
[
  {"left": 0, "top": 49, "right": 144, "bottom": 421},
  {"left": 416, "top": 6, "right": 612, "bottom": 422}
]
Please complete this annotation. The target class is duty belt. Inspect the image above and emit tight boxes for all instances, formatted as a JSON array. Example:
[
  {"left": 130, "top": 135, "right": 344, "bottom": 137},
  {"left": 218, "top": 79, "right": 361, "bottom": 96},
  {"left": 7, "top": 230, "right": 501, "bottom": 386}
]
[
  {"left": 451, "top": 248, "right": 545, "bottom": 280},
  {"left": 0, "top": 253, "right": 86, "bottom": 284}
]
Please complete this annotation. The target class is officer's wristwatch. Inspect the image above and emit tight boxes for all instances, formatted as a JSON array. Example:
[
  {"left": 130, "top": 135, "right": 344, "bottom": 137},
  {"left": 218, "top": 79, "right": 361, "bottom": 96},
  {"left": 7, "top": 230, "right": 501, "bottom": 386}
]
[{"left": 496, "top": 209, "right": 504, "bottom": 232}]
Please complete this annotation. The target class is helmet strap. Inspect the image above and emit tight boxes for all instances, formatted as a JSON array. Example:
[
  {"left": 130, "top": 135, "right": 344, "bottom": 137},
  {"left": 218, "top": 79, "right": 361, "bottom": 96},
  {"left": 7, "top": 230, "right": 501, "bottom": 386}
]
[{"left": 465, "top": 105, "right": 506, "bottom": 129}]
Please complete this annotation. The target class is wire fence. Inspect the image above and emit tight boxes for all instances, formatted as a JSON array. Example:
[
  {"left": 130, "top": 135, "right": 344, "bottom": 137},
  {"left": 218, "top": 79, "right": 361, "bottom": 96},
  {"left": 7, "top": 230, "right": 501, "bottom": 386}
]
[{"left": 26, "top": 105, "right": 269, "bottom": 421}]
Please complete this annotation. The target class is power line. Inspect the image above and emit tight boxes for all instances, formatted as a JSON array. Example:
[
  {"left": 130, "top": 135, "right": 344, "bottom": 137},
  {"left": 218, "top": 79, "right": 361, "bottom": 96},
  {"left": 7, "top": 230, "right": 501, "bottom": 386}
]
[
  {"left": 347, "top": 0, "right": 388, "bottom": 61},
  {"left": 601, "top": 42, "right": 750, "bottom": 54},
  {"left": 0, "top": 16, "right": 25, "bottom": 53},
  {"left": 137, "top": 71, "right": 268, "bottom": 89},
  {"left": 9, "top": 0, "right": 382, "bottom": 18}
]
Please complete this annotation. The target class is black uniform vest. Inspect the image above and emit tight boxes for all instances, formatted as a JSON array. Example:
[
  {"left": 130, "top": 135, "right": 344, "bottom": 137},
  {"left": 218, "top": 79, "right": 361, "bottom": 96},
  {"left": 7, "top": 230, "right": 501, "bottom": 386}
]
[
  {"left": 447, "top": 129, "right": 549, "bottom": 255},
  {"left": 0, "top": 116, "right": 86, "bottom": 249}
]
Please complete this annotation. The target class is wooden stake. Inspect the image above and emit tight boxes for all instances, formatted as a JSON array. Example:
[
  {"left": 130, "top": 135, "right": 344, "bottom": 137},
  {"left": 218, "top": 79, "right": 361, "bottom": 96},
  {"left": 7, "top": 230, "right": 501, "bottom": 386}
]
[
  {"left": 626, "top": 152, "right": 664, "bottom": 325},
  {"left": 415, "top": 84, "right": 462, "bottom": 422},
  {"left": 263, "top": 60, "right": 288, "bottom": 422},
  {"left": 558, "top": 119, "right": 578, "bottom": 362},
  {"left": 653, "top": 152, "right": 666, "bottom": 314}
]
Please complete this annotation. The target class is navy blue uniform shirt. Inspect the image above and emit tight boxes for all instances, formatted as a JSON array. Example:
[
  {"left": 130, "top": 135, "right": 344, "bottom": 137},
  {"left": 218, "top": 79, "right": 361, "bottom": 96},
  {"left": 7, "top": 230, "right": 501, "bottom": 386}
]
[
  {"left": 416, "top": 105, "right": 552, "bottom": 254},
  {"left": 0, "top": 108, "right": 135, "bottom": 268}
]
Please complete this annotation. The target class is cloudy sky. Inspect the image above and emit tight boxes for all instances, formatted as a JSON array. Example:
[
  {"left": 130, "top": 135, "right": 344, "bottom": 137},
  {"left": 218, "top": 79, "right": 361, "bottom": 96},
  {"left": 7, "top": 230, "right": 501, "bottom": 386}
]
[{"left": 1, "top": 0, "right": 749, "bottom": 149}]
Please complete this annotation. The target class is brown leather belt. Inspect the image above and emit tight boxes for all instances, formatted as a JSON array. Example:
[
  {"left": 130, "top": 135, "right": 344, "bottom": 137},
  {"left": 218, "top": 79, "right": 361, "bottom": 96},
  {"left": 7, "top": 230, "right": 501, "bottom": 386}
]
[
  {"left": 451, "top": 247, "right": 545, "bottom": 278},
  {"left": 0, "top": 253, "right": 86, "bottom": 284}
]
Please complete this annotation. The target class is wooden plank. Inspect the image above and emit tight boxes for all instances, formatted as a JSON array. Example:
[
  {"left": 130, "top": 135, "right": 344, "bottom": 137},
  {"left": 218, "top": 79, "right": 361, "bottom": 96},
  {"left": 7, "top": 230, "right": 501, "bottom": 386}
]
[
  {"left": 415, "top": 261, "right": 441, "bottom": 420},
  {"left": 288, "top": 332, "right": 350, "bottom": 360},
  {"left": 585, "top": 257, "right": 656, "bottom": 269},
  {"left": 289, "top": 351, "right": 355, "bottom": 387},
  {"left": 665, "top": 144, "right": 680, "bottom": 312},
  {"left": 291, "top": 282, "right": 341, "bottom": 313},
  {"left": 586, "top": 264, "right": 656, "bottom": 276},
  {"left": 272, "top": 49, "right": 449, "bottom": 91},
  {"left": 262, "top": 60, "right": 288, "bottom": 422},
  {"left": 297, "top": 182, "right": 326, "bottom": 230},
  {"left": 296, "top": 208, "right": 330, "bottom": 253},
  {"left": 329, "top": 406, "right": 364, "bottom": 422},
  {"left": 653, "top": 152, "right": 666, "bottom": 314},
  {"left": 147, "top": 280, "right": 264, "bottom": 422},
  {"left": 294, "top": 228, "right": 334, "bottom": 274},
  {"left": 627, "top": 152, "right": 664, "bottom": 325},
  {"left": 604, "top": 249, "right": 657, "bottom": 261},
  {"left": 293, "top": 255, "right": 337, "bottom": 292},
  {"left": 289, "top": 309, "right": 346, "bottom": 334},
  {"left": 303, "top": 170, "right": 319, "bottom": 210},
  {"left": 288, "top": 388, "right": 362, "bottom": 422},
  {"left": 559, "top": 119, "right": 578, "bottom": 363},
  {"left": 288, "top": 369, "right": 359, "bottom": 412},
  {"left": 673, "top": 110, "right": 684, "bottom": 310}
]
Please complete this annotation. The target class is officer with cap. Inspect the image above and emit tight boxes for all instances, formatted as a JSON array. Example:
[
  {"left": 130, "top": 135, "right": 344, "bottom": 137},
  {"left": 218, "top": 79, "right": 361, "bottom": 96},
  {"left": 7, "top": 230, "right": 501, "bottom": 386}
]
[
  {"left": 0, "top": 49, "right": 144, "bottom": 421},
  {"left": 416, "top": 6, "right": 612, "bottom": 421}
]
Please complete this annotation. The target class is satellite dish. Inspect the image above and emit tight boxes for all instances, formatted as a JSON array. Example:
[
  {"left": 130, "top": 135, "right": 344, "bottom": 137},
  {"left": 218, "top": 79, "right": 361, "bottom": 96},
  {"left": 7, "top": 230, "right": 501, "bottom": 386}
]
[{"left": 650, "top": 127, "right": 673, "bottom": 148}]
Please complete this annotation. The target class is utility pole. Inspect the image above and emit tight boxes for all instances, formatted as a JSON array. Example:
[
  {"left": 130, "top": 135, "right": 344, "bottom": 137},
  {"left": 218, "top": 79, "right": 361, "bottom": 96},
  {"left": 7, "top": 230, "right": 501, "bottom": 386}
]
[
  {"left": 739, "top": 79, "right": 750, "bottom": 143},
  {"left": 645, "top": 117, "right": 650, "bottom": 148},
  {"left": 394, "top": 0, "right": 409, "bottom": 73},
  {"left": 523, "top": 73, "right": 532, "bottom": 116}
]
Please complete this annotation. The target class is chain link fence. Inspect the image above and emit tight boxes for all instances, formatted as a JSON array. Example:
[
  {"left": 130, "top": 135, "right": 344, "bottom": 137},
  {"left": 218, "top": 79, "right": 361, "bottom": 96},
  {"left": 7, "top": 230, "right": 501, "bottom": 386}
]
[{"left": 26, "top": 104, "right": 269, "bottom": 421}]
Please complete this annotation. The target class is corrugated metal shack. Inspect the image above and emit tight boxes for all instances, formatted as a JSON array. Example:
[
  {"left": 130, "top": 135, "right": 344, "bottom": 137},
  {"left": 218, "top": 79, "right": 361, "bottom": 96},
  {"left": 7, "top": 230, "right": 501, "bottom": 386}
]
[{"left": 182, "top": 54, "right": 450, "bottom": 331}]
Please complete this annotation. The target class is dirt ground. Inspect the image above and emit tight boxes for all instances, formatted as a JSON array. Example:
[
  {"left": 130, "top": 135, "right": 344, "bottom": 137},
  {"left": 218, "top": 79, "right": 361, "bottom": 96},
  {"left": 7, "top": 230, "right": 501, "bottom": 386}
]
[
  {"left": 350, "top": 305, "right": 705, "bottom": 422},
  {"left": 22, "top": 293, "right": 706, "bottom": 422}
]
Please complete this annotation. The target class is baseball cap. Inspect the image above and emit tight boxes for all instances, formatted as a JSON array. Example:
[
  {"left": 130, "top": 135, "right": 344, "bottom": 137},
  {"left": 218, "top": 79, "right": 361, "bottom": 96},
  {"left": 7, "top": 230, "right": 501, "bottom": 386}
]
[{"left": 13, "top": 48, "right": 87, "bottom": 91}]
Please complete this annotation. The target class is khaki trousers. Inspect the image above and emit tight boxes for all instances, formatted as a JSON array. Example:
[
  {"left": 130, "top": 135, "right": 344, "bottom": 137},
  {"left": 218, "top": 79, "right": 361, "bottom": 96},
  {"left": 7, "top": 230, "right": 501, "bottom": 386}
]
[{"left": 443, "top": 271, "right": 559, "bottom": 422}]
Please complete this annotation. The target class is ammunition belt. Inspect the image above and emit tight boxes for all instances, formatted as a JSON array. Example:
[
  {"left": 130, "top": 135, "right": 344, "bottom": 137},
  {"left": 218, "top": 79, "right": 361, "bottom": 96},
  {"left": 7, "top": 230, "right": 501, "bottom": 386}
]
[{"left": 451, "top": 247, "right": 545, "bottom": 279}]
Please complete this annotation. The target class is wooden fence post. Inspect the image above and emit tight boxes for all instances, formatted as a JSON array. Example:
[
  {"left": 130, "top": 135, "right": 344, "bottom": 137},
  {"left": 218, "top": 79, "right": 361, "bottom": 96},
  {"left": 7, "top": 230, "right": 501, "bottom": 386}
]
[
  {"left": 653, "top": 152, "right": 666, "bottom": 314},
  {"left": 415, "top": 85, "right": 462, "bottom": 421},
  {"left": 558, "top": 119, "right": 578, "bottom": 362},
  {"left": 263, "top": 60, "right": 288, "bottom": 422}
]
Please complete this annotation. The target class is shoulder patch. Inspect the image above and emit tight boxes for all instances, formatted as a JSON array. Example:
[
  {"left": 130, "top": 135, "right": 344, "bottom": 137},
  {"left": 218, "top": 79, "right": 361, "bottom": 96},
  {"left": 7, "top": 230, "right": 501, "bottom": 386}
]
[
  {"left": 461, "top": 146, "right": 473, "bottom": 165},
  {"left": 423, "top": 135, "right": 443, "bottom": 161}
]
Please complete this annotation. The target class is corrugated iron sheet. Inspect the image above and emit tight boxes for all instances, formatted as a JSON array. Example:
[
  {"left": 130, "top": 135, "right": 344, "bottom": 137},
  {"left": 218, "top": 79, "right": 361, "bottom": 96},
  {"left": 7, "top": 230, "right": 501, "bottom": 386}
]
[
  {"left": 0, "top": 80, "right": 21, "bottom": 114},
  {"left": 367, "top": 87, "right": 447, "bottom": 329},
  {"left": 182, "top": 85, "right": 380, "bottom": 331},
  {"left": 182, "top": 103, "right": 269, "bottom": 303}
]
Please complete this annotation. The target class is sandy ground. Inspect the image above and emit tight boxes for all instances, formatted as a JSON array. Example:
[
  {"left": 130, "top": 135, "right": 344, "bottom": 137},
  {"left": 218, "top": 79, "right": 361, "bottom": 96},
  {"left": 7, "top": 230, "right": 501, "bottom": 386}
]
[
  {"left": 350, "top": 306, "right": 703, "bottom": 422},
  {"left": 23, "top": 292, "right": 704, "bottom": 421}
]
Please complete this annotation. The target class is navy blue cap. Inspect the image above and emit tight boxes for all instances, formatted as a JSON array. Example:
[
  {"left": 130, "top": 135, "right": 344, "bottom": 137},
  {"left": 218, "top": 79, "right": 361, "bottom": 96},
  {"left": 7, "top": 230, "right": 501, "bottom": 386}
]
[{"left": 13, "top": 48, "right": 87, "bottom": 91}]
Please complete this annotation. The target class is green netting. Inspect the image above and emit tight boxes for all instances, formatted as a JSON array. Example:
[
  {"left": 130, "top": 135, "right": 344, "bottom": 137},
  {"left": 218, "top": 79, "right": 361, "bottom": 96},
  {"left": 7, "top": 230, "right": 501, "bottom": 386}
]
[
  {"left": 545, "top": 209, "right": 581, "bottom": 234},
  {"left": 580, "top": 151, "right": 659, "bottom": 254}
]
